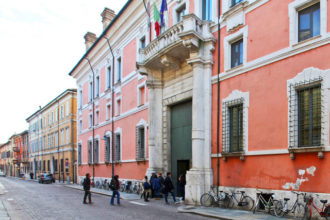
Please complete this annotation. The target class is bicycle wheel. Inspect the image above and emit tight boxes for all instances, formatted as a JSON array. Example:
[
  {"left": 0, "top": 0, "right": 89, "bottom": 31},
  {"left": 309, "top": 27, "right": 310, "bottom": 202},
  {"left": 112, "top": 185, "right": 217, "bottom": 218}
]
[
  {"left": 293, "top": 203, "right": 305, "bottom": 218},
  {"left": 200, "top": 193, "right": 214, "bottom": 207},
  {"left": 241, "top": 196, "right": 254, "bottom": 211},
  {"left": 217, "top": 194, "right": 230, "bottom": 208},
  {"left": 269, "top": 199, "right": 277, "bottom": 216},
  {"left": 252, "top": 199, "right": 259, "bottom": 214},
  {"left": 273, "top": 200, "right": 284, "bottom": 217}
]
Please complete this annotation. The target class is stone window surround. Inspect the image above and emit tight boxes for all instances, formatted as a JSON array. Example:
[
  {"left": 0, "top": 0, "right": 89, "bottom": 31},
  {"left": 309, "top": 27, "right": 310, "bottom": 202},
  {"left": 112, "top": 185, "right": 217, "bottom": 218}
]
[
  {"left": 289, "top": 0, "right": 327, "bottom": 46},
  {"left": 287, "top": 67, "right": 330, "bottom": 151},
  {"left": 136, "top": 119, "right": 148, "bottom": 160},
  {"left": 222, "top": 0, "right": 259, "bottom": 15},
  {"left": 88, "top": 113, "right": 93, "bottom": 128},
  {"left": 115, "top": 127, "right": 123, "bottom": 162},
  {"left": 137, "top": 82, "right": 147, "bottom": 107},
  {"left": 222, "top": 90, "right": 249, "bottom": 156},
  {"left": 172, "top": 0, "right": 189, "bottom": 24},
  {"left": 224, "top": 26, "right": 248, "bottom": 71}
]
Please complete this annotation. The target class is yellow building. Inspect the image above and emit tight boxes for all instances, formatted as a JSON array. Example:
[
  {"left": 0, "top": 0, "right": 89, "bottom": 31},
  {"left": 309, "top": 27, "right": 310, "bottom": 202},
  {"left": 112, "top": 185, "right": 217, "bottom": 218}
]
[{"left": 27, "top": 89, "right": 77, "bottom": 182}]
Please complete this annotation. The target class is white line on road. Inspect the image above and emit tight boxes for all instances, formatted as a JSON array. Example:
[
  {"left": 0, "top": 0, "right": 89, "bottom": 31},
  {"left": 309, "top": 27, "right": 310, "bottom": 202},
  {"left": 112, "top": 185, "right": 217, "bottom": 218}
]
[
  {"left": 7, "top": 198, "right": 13, "bottom": 201},
  {"left": 129, "top": 201, "right": 147, "bottom": 206}
]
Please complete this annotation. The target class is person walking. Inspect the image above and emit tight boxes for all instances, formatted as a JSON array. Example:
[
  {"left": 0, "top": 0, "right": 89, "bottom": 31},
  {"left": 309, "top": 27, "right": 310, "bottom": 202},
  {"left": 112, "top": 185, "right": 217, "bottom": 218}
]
[
  {"left": 152, "top": 174, "right": 161, "bottom": 199},
  {"left": 164, "top": 172, "right": 178, "bottom": 205},
  {"left": 178, "top": 174, "right": 186, "bottom": 201},
  {"left": 143, "top": 176, "right": 151, "bottom": 202},
  {"left": 110, "top": 175, "right": 120, "bottom": 205},
  {"left": 158, "top": 173, "right": 164, "bottom": 198},
  {"left": 82, "top": 173, "right": 92, "bottom": 204},
  {"left": 149, "top": 173, "right": 156, "bottom": 198}
]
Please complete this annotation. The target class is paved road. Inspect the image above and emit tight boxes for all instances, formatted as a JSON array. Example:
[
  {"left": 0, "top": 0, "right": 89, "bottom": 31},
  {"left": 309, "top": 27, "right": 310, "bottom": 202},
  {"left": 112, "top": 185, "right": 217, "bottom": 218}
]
[{"left": 0, "top": 177, "right": 211, "bottom": 220}]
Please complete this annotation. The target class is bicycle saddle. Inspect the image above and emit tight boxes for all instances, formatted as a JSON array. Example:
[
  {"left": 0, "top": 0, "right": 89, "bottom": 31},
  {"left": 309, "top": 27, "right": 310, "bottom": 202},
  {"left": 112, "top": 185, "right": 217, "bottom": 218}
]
[
  {"left": 284, "top": 198, "right": 290, "bottom": 201},
  {"left": 320, "top": 200, "right": 328, "bottom": 204}
]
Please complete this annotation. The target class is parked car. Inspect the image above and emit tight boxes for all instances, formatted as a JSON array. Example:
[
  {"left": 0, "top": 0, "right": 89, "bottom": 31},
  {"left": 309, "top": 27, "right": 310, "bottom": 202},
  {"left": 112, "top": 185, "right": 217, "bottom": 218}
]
[
  {"left": 38, "top": 173, "right": 55, "bottom": 184},
  {"left": 0, "top": 171, "right": 6, "bottom": 177}
]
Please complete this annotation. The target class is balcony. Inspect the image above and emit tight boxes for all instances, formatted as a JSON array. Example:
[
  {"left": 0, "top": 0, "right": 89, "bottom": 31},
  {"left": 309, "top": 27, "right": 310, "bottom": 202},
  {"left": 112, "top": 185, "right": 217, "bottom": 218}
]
[
  {"left": 137, "top": 14, "right": 214, "bottom": 72},
  {"left": 13, "top": 147, "right": 19, "bottom": 152}
]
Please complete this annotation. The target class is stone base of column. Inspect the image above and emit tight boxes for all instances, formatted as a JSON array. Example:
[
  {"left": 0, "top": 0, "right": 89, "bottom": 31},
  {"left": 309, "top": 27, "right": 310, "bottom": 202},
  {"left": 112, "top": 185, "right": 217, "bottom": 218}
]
[
  {"left": 185, "top": 168, "right": 213, "bottom": 205},
  {"left": 146, "top": 168, "right": 163, "bottom": 178}
]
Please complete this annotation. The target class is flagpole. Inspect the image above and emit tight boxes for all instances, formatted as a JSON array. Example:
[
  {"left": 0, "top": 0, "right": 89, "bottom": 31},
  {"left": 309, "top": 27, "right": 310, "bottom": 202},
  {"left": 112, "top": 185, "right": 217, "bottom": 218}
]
[{"left": 142, "top": 0, "right": 152, "bottom": 42}]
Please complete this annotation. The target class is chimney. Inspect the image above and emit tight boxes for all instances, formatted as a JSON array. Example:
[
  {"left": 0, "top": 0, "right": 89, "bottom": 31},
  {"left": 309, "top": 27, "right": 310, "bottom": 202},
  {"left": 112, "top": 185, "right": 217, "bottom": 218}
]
[
  {"left": 84, "top": 32, "right": 97, "bottom": 51},
  {"left": 101, "top": 8, "right": 116, "bottom": 30}
]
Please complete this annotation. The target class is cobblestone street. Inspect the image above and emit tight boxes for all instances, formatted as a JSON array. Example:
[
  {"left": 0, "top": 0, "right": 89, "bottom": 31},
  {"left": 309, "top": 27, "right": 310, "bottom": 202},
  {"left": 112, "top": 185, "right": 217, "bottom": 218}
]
[{"left": 0, "top": 178, "right": 210, "bottom": 220}]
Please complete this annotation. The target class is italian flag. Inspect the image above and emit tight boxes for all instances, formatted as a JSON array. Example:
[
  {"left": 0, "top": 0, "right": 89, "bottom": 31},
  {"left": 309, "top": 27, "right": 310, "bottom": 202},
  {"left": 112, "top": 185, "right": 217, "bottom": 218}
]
[{"left": 153, "top": 2, "right": 160, "bottom": 36}]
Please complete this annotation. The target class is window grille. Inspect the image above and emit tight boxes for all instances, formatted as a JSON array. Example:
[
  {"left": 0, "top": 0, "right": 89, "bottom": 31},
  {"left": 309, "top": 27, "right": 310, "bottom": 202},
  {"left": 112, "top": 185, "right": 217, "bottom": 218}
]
[
  {"left": 88, "top": 141, "right": 92, "bottom": 163},
  {"left": 105, "top": 136, "right": 111, "bottom": 163},
  {"left": 222, "top": 98, "right": 244, "bottom": 153},
  {"left": 115, "top": 134, "right": 121, "bottom": 162},
  {"left": 78, "top": 144, "right": 82, "bottom": 165},
  {"left": 288, "top": 77, "right": 323, "bottom": 148},
  {"left": 94, "top": 140, "right": 99, "bottom": 163},
  {"left": 136, "top": 127, "right": 145, "bottom": 160}
]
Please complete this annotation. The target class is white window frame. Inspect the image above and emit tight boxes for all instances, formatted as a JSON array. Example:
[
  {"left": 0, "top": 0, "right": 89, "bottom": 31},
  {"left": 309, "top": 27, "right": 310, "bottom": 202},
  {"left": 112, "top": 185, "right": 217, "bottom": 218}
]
[
  {"left": 115, "top": 97, "right": 122, "bottom": 116},
  {"left": 106, "top": 65, "right": 112, "bottom": 90},
  {"left": 79, "top": 90, "right": 83, "bottom": 109},
  {"left": 95, "top": 75, "right": 100, "bottom": 97},
  {"left": 224, "top": 26, "right": 248, "bottom": 71},
  {"left": 194, "top": 0, "right": 217, "bottom": 21},
  {"left": 106, "top": 103, "right": 112, "bottom": 121},
  {"left": 287, "top": 67, "right": 330, "bottom": 148},
  {"left": 222, "top": 90, "right": 249, "bottom": 153},
  {"left": 289, "top": 0, "right": 327, "bottom": 46},
  {"left": 116, "top": 57, "right": 122, "bottom": 83},
  {"left": 137, "top": 82, "right": 147, "bottom": 106}
]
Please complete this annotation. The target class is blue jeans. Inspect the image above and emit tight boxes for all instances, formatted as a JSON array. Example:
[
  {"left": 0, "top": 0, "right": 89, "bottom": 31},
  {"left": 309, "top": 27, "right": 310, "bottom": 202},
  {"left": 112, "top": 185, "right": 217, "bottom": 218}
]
[
  {"left": 164, "top": 191, "right": 176, "bottom": 204},
  {"left": 111, "top": 190, "right": 120, "bottom": 205}
]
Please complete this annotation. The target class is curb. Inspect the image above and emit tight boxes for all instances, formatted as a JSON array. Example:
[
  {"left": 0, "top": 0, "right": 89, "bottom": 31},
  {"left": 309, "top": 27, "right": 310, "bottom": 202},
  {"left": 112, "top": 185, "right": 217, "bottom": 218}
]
[{"left": 177, "top": 206, "right": 232, "bottom": 220}]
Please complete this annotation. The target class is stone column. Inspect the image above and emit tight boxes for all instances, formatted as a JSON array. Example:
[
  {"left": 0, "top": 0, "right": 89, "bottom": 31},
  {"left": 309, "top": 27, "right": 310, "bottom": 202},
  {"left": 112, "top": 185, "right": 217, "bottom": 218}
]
[{"left": 146, "top": 78, "right": 163, "bottom": 177}]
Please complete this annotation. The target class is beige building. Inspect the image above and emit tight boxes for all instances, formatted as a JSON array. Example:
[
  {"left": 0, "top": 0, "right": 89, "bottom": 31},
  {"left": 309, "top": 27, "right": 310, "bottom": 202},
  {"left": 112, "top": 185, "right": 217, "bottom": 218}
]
[{"left": 27, "top": 89, "right": 77, "bottom": 182}]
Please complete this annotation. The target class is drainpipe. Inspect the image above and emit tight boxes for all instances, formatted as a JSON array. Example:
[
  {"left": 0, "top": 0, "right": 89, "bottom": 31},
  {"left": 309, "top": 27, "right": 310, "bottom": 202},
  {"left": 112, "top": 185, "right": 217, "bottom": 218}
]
[
  {"left": 103, "top": 36, "right": 115, "bottom": 178},
  {"left": 57, "top": 100, "right": 60, "bottom": 182},
  {"left": 216, "top": 0, "right": 221, "bottom": 195},
  {"left": 85, "top": 58, "right": 95, "bottom": 183},
  {"left": 71, "top": 92, "right": 75, "bottom": 183}
]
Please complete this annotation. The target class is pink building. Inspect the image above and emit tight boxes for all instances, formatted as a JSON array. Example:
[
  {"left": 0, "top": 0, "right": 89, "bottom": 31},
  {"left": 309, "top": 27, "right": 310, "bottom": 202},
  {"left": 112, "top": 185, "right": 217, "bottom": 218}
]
[{"left": 69, "top": 0, "right": 330, "bottom": 208}]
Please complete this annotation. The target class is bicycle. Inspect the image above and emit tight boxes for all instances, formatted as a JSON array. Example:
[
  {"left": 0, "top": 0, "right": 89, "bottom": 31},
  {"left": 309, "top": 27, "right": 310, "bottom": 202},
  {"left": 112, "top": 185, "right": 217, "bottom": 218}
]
[
  {"left": 228, "top": 191, "right": 254, "bottom": 211},
  {"left": 303, "top": 194, "right": 330, "bottom": 220},
  {"left": 200, "top": 186, "right": 230, "bottom": 208},
  {"left": 273, "top": 191, "right": 305, "bottom": 218},
  {"left": 253, "top": 190, "right": 277, "bottom": 215}
]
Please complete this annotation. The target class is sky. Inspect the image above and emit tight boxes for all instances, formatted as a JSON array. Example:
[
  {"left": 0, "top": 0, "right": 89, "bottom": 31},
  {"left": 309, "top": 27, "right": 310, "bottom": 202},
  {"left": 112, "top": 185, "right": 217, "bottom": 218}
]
[{"left": 0, "top": 0, "right": 127, "bottom": 143}]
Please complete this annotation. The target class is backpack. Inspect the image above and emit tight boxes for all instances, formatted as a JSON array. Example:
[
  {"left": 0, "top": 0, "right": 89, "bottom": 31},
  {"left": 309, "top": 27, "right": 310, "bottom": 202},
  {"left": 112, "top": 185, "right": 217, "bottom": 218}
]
[{"left": 143, "top": 181, "right": 151, "bottom": 190}]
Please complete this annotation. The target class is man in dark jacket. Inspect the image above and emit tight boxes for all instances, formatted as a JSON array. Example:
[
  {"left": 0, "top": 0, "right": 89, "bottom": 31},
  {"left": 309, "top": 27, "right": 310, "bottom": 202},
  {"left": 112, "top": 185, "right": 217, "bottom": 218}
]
[
  {"left": 82, "top": 173, "right": 92, "bottom": 204},
  {"left": 110, "top": 175, "right": 120, "bottom": 205},
  {"left": 164, "top": 172, "right": 178, "bottom": 205}
]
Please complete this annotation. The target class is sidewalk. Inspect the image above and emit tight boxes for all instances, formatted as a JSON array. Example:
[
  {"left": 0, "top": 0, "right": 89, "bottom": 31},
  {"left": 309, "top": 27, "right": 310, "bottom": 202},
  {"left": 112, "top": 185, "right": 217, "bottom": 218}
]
[{"left": 177, "top": 206, "right": 293, "bottom": 220}]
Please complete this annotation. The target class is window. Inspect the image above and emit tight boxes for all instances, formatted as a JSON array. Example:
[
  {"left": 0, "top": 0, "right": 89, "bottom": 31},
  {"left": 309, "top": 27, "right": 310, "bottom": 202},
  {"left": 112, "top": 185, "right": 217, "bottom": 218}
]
[
  {"left": 61, "top": 129, "right": 64, "bottom": 145},
  {"left": 89, "top": 114, "right": 93, "bottom": 128},
  {"left": 106, "top": 104, "right": 111, "bottom": 120},
  {"left": 105, "top": 136, "right": 111, "bottom": 163},
  {"left": 176, "top": 4, "right": 186, "bottom": 22},
  {"left": 136, "top": 126, "right": 145, "bottom": 160},
  {"left": 94, "top": 140, "right": 99, "bottom": 163},
  {"left": 140, "top": 37, "right": 146, "bottom": 49},
  {"left": 229, "top": 104, "right": 243, "bottom": 152},
  {"left": 66, "top": 127, "right": 70, "bottom": 144},
  {"left": 298, "top": 3, "right": 320, "bottom": 42},
  {"left": 297, "top": 85, "right": 321, "bottom": 147},
  {"left": 54, "top": 159, "right": 58, "bottom": 172},
  {"left": 60, "top": 106, "right": 64, "bottom": 119},
  {"left": 116, "top": 57, "right": 121, "bottom": 83},
  {"left": 47, "top": 160, "right": 50, "bottom": 172},
  {"left": 231, "top": 0, "right": 243, "bottom": 7},
  {"left": 231, "top": 39, "right": 243, "bottom": 68},
  {"left": 116, "top": 99, "right": 121, "bottom": 116},
  {"left": 95, "top": 111, "right": 100, "bottom": 125},
  {"left": 79, "top": 90, "right": 83, "bottom": 109},
  {"left": 115, "top": 134, "right": 121, "bottom": 162},
  {"left": 79, "top": 120, "right": 82, "bottom": 133},
  {"left": 95, "top": 76, "right": 100, "bottom": 97},
  {"left": 43, "top": 160, "right": 46, "bottom": 172},
  {"left": 106, "top": 66, "right": 112, "bottom": 89},
  {"left": 138, "top": 85, "right": 145, "bottom": 106},
  {"left": 61, "top": 159, "right": 64, "bottom": 172},
  {"left": 65, "top": 158, "right": 69, "bottom": 173},
  {"left": 202, "top": 0, "right": 212, "bottom": 20},
  {"left": 89, "top": 81, "right": 93, "bottom": 102},
  {"left": 55, "top": 109, "right": 58, "bottom": 121},
  {"left": 78, "top": 144, "right": 82, "bottom": 165},
  {"left": 88, "top": 141, "right": 92, "bottom": 163}
]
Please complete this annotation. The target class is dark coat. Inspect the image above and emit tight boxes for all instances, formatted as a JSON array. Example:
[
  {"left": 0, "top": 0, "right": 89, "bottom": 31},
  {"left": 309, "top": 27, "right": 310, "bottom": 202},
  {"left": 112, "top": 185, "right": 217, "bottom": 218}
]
[
  {"left": 83, "top": 177, "right": 91, "bottom": 191},
  {"left": 110, "top": 178, "right": 119, "bottom": 191},
  {"left": 164, "top": 176, "right": 174, "bottom": 192}
]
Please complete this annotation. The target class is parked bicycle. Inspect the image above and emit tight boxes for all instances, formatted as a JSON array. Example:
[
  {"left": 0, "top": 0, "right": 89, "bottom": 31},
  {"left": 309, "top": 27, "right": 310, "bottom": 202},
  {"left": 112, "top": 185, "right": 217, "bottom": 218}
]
[
  {"left": 303, "top": 194, "right": 330, "bottom": 220},
  {"left": 200, "top": 186, "right": 230, "bottom": 208},
  {"left": 228, "top": 191, "right": 254, "bottom": 210},
  {"left": 253, "top": 190, "right": 277, "bottom": 215},
  {"left": 273, "top": 191, "right": 305, "bottom": 218}
]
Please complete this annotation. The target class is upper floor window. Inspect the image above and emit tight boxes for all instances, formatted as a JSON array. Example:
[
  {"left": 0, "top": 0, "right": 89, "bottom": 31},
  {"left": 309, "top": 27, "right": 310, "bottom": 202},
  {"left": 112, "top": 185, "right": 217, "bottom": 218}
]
[
  {"left": 89, "top": 81, "right": 93, "bottom": 102},
  {"left": 297, "top": 85, "right": 321, "bottom": 147},
  {"left": 89, "top": 114, "right": 93, "bottom": 128},
  {"left": 95, "top": 76, "right": 100, "bottom": 97},
  {"left": 94, "top": 139, "right": 99, "bottom": 163},
  {"left": 105, "top": 135, "right": 111, "bottom": 163},
  {"left": 79, "top": 120, "right": 82, "bottom": 133},
  {"left": 116, "top": 57, "right": 121, "bottom": 83},
  {"left": 78, "top": 143, "right": 82, "bottom": 165},
  {"left": 298, "top": 3, "right": 320, "bottom": 42},
  {"left": 106, "top": 66, "right": 112, "bottom": 90},
  {"left": 88, "top": 141, "right": 92, "bottom": 163},
  {"left": 79, "top": 90, "right": 83, "bottom": 109},
  {"left": 231, "top": 0, "right": 243, "bottom": 7},
  {"left": 231, "top": 39, "right": 243, "bottom": 68},
  {"left": 116, "top": 99, "right": 121, "bottom": 116},
  {"left": 115, "top": 133, "right": 121, "bottom": 162},
  {"left": 138, "top": 84, "right": 146, "bottom": 106},
  {"left": 176, "top": 4, "right": 186, "bottom": 23},
  {"left": 106, "top": 104, "right": 111, "bottom": 120},
  {"left": 202, "top": 0, "right": 212, "bottom": 20},
  {"left": 140, "top": 37, "right": 146, "bottom": 49}
]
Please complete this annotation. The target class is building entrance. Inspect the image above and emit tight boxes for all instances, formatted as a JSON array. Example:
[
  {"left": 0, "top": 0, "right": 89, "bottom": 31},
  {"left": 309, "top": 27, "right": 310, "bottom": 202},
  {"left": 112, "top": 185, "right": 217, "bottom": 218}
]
[{"left": 170, "top": 101, "right": 192, "bottom": 195}]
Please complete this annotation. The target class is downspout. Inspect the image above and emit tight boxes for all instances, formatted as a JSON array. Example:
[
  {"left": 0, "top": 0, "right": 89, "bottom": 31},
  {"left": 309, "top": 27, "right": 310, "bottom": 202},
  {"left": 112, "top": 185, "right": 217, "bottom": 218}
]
[
  {"left": 86, "top": 58, "right": 95, "bottom": 183},
  {"left": 71, "top": 92, "right": 75, "bottom": 183},
  {"left": 216, "top": 0, "right": 221, "bottom": 195},
  {"left": 57, "top": 99, "right": 60, "bottom": 182},
  {"left": 103, "top": 37, "right": 115, "bottom": 178}
]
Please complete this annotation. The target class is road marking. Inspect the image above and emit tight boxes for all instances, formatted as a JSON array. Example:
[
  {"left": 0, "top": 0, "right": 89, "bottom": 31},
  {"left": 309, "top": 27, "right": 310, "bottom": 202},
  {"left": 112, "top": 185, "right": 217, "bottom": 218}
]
[
  {"left": 0, "top": 183, "right": 5, "bottom": 189},
  {"left": 129, "top": 201, "right": 147, "bottom": 206},
  {"left": 7, "top": 198, "right": 13, "bottom": 201},
  {"left": 4, "top": 191, "right": 8, "bottom": 193}
]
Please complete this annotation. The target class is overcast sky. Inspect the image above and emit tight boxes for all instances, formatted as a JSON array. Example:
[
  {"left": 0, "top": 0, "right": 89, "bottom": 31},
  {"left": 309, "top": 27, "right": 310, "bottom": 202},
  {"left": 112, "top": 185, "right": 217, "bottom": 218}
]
[{"left": 0, "top": 0, "right": 126, "bottom": 143}]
